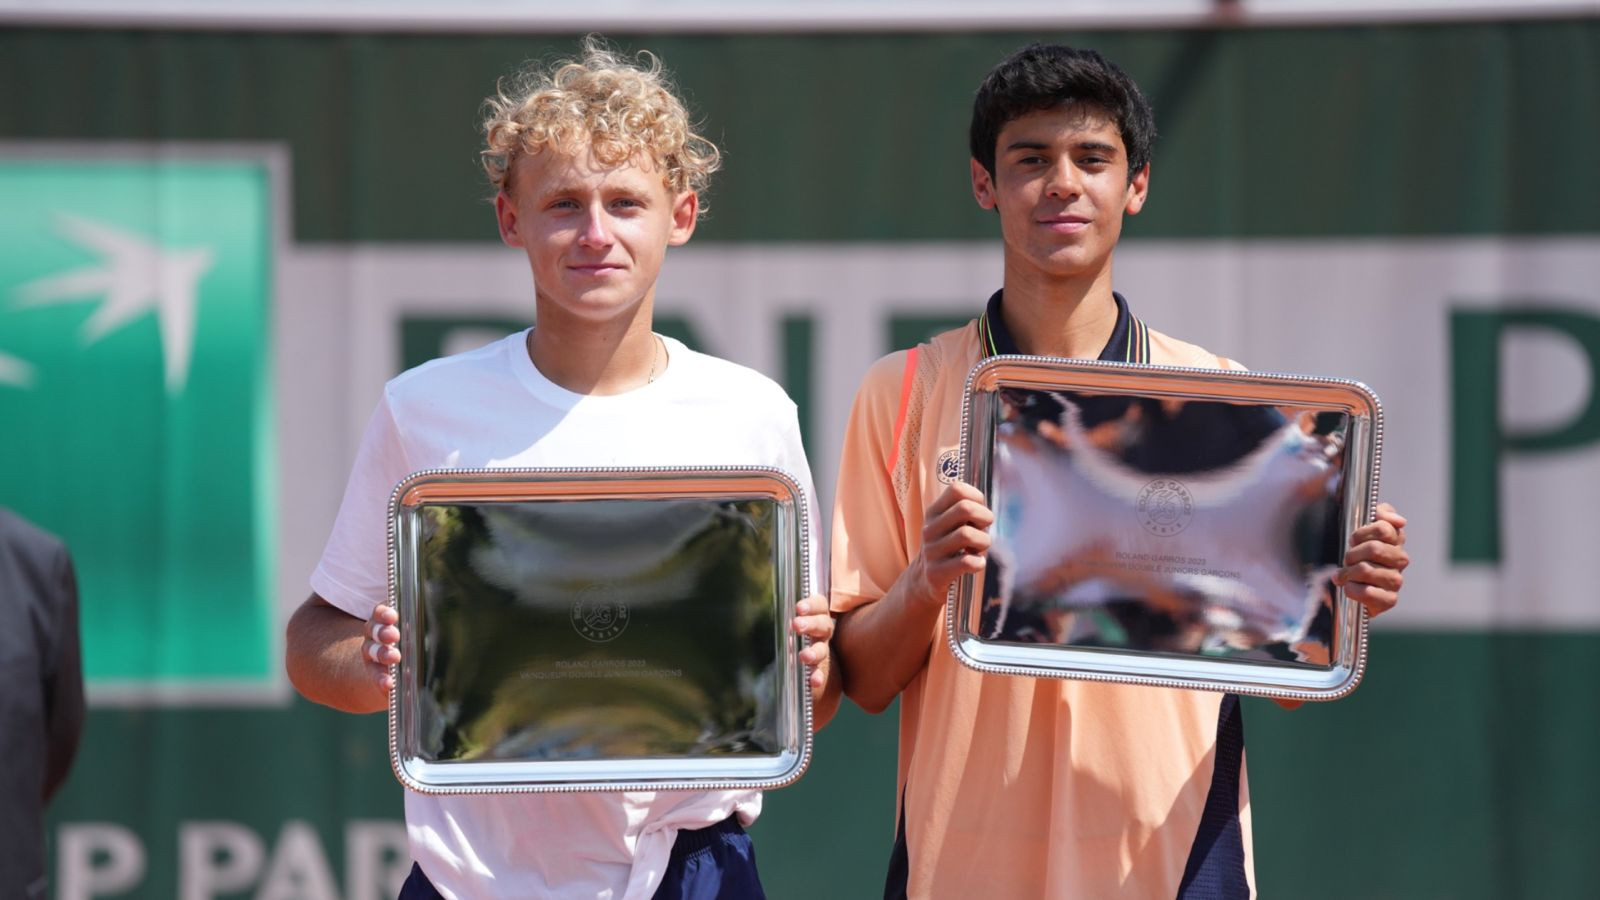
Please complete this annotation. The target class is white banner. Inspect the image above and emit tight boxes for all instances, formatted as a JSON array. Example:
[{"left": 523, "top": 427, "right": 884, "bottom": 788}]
[{"left": 273, "top": 238, "right": 1600, "bottom": 631}]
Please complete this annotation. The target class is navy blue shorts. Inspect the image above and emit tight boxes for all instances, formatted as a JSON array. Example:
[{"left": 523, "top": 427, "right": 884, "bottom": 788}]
[{"left": 398, "top": 816, "right": 765, "bottom": 899}]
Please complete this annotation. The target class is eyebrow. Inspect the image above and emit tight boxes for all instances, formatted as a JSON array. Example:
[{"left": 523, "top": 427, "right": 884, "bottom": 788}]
[
  {"left": 1003, "top": 139, "right": 1121, "bottom": 155},
  {"left": 538, "top": 182, "right": 650, "bottom": 201}
]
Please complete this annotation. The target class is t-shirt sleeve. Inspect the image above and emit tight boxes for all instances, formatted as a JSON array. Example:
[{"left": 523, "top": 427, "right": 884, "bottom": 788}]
[
  {"left": 829, "top": 351, "right": 913, "bottom": 615},
  {"left": 771, "top": 403, "right": 826, "bottom": 600},
  {"left": 310, "top": 390, "right": 413, "bottom": 621}
]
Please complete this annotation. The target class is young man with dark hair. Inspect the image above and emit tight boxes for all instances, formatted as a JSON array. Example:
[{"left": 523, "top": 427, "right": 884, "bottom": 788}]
[{"left": 829, "top": 43, "right": 1408, "bottom": 898}]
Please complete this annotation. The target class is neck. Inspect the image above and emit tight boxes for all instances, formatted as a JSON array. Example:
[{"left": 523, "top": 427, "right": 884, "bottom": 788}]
[
  {"left": 527, "top": 293, "right": 661, "bottom": 395},
  {"left": 998, "top": 252, "right": 1119, "bottom": 358}
]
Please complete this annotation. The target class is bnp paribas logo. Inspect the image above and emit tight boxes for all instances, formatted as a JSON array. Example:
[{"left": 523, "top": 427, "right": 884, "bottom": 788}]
[
  {"left": 5, "top": 213, "right": 212, "bottom": 391},
  {"left": 0, "top": 145, "right": 280, "bottom": 704}
]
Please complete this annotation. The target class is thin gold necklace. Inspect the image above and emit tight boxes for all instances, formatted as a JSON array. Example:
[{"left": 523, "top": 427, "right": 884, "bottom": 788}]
[
  {"left": 646, "top": 334, "right": 662, "bottom": 384},
  {"left": 526, "top": 329, "right": 661, "bottom": 387}
]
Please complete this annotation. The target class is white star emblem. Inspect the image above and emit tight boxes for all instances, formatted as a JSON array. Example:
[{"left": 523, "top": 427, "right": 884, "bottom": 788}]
[{"left": 13, "top": 214, "right": 214, "bottom": 393}]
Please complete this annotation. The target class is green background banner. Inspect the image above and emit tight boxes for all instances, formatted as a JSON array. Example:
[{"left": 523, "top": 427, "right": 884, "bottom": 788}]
[
  {"left": 0, "top": 156, "right": 275, "bottom": 693},
  {"left": 3, "top": 20, "right": 1598, "bottom": 899}
]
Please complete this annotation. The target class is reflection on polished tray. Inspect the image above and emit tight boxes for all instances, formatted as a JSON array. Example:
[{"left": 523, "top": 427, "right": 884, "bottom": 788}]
[
  {"left": 388, "top": 467, "right": 813, "bottom": 793},
  {"left": 952, "top": 357, "right": 1382, "bottom": 700}
]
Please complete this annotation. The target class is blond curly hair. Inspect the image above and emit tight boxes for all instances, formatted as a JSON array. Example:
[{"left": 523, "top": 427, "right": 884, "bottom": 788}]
[{"left": 481, "top": 38, "right": 721, "bottom": 213}]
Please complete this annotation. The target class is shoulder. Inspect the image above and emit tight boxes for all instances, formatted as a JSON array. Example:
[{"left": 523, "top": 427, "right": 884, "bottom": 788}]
[
  {"left": 920, "top": 320, "right": 982, "bottom": 374},
  {"left": 668, "top": 340, "right": 796, "bottom": 412},
  {"left": 383, "top": 331, "right": 525, "bottom": 403},
  {"left": 0, "top": 509, "right": 71, "bottom": 602},
  {"left": 854, "top": 320, "right": 981, "bottom": 403},
  {"left": 1145, "top": 326, "right": 1244, "bottom": 370},
  {"left": 857, "top": 349, "right": 914, "bottom": 404},
  {"left": 0, "top": 507, "right": 65, "bottom": 562}
]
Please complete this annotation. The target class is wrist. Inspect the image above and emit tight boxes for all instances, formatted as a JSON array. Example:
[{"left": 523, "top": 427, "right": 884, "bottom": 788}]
[{"left": 904, "top": 558, "right": 951, "bottom": 610}]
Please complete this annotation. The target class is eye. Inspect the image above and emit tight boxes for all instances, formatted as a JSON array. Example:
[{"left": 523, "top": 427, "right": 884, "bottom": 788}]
[
  {"left": 611, "top": 196, "right": 645, "bottom": 210},
  {"left": 548, "top": 198, "right": 580, "bottom": 211}
]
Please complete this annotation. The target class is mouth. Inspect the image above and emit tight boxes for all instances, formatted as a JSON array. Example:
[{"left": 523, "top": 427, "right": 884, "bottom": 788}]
[
  {"left": 568, "top": 263, "right": 626, "bottom": 275},
  {"left": 1038, "top": 215, "right": 1091, "bottom": 234}
]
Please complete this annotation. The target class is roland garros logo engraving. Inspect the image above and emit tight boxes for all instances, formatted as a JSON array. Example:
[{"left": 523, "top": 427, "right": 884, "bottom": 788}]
[
  {"left": 1137, "top": 478, "right": 1193, "bottom": 536},
  {"left": 936, "top": 449, "right": 960, "bottom": 484},
  {"left": 571, "top": 583, "right": 629, "bottom": 642}
]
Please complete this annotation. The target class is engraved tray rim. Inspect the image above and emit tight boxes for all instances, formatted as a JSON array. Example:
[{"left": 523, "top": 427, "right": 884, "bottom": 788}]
[
  {"left": 947, "top": 355, "right": 1383, "bottom": 702},
  {"left": 386, "top": 465, "right": 814, "bottom": 794}
]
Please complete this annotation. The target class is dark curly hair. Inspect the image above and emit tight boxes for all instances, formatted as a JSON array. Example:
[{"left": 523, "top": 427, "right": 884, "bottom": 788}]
[{"left": 970, "top": 44, "right": 1156, "bottom": 183}]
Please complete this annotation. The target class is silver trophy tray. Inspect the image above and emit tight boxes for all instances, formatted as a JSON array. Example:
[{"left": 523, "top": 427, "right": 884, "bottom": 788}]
[
  {"left": 951, "top": 357, "right": 1382, "bottom": 701},
  {"left": 387, "top": 466, "right": 813, "bottom": 794}
]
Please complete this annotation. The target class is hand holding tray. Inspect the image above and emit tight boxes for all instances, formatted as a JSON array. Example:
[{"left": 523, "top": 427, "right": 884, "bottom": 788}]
[
  {"left": 387, "top": 467, "right": 813, "bottom": 793},
  {"left": 951, "top": 357, "right": 1383, "bottom": 701}
]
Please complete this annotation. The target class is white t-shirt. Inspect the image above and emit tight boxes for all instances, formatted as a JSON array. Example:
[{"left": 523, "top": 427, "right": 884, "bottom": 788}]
[{"left": 311, "top": 331, "right": 818, "bottom": 900}]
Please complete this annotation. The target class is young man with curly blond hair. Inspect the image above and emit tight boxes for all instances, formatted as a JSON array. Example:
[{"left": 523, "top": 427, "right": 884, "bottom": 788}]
[
  {"left": 286, "top": 39, "right": 837, "bottom": 900},
  {"left": 829, "top": 44, "right": 1409, "bottom": 898}
]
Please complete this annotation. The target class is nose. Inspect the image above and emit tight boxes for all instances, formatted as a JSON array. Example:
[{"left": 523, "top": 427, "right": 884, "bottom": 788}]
[
  {"left": 577, "top": 205, "right": 614, "bottom": 249},
  {"left": 1043, "top": 157, "right": 1081, "bottom": 200}
]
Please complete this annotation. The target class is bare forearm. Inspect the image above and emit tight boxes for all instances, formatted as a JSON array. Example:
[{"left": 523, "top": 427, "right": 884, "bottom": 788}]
[
  {"left": 835, "top": 483, "right": 993, "bottom": 714},
  {"left": 834, "top": 570, "right": 946, "bottom": 714},
  {"left": 285, "top": 597, "right": 388, "bottom": 714}
]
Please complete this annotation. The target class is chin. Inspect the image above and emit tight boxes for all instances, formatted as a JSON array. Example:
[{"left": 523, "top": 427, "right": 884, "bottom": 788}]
[
  {"left": 1037, "top": 248, "right": 1110, "bottom": 276},
  {"left": 1027, "top": 260, "right": 1096, "bottom": 281},
  {"left": 561, "top": 293, "right": 648, "bottom": 322}
]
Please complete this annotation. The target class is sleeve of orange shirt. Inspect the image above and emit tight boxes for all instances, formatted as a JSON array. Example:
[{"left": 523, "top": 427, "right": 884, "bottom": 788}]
[{"left": 829, "top": 350, "right": 915, "bottom": 616}]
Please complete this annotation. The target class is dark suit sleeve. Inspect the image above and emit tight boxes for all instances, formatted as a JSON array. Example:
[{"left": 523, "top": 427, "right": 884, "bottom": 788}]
[{"left": 41, "top": 543, "right": 84, "bottom": 801}]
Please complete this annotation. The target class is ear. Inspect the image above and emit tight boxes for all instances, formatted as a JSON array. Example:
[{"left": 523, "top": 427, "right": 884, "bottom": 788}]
[
  {"left": 494, "top": 190, "right": 521, "bottom": 246},
  {"left": 667, "top": 190, "right": 699, "bottom": 247},
  {"left": 1124, "top": 163, "right": 1150, "bottom": 216},
  {"left": 970, "top": 158, "right": 998, "bottom": 210}
]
